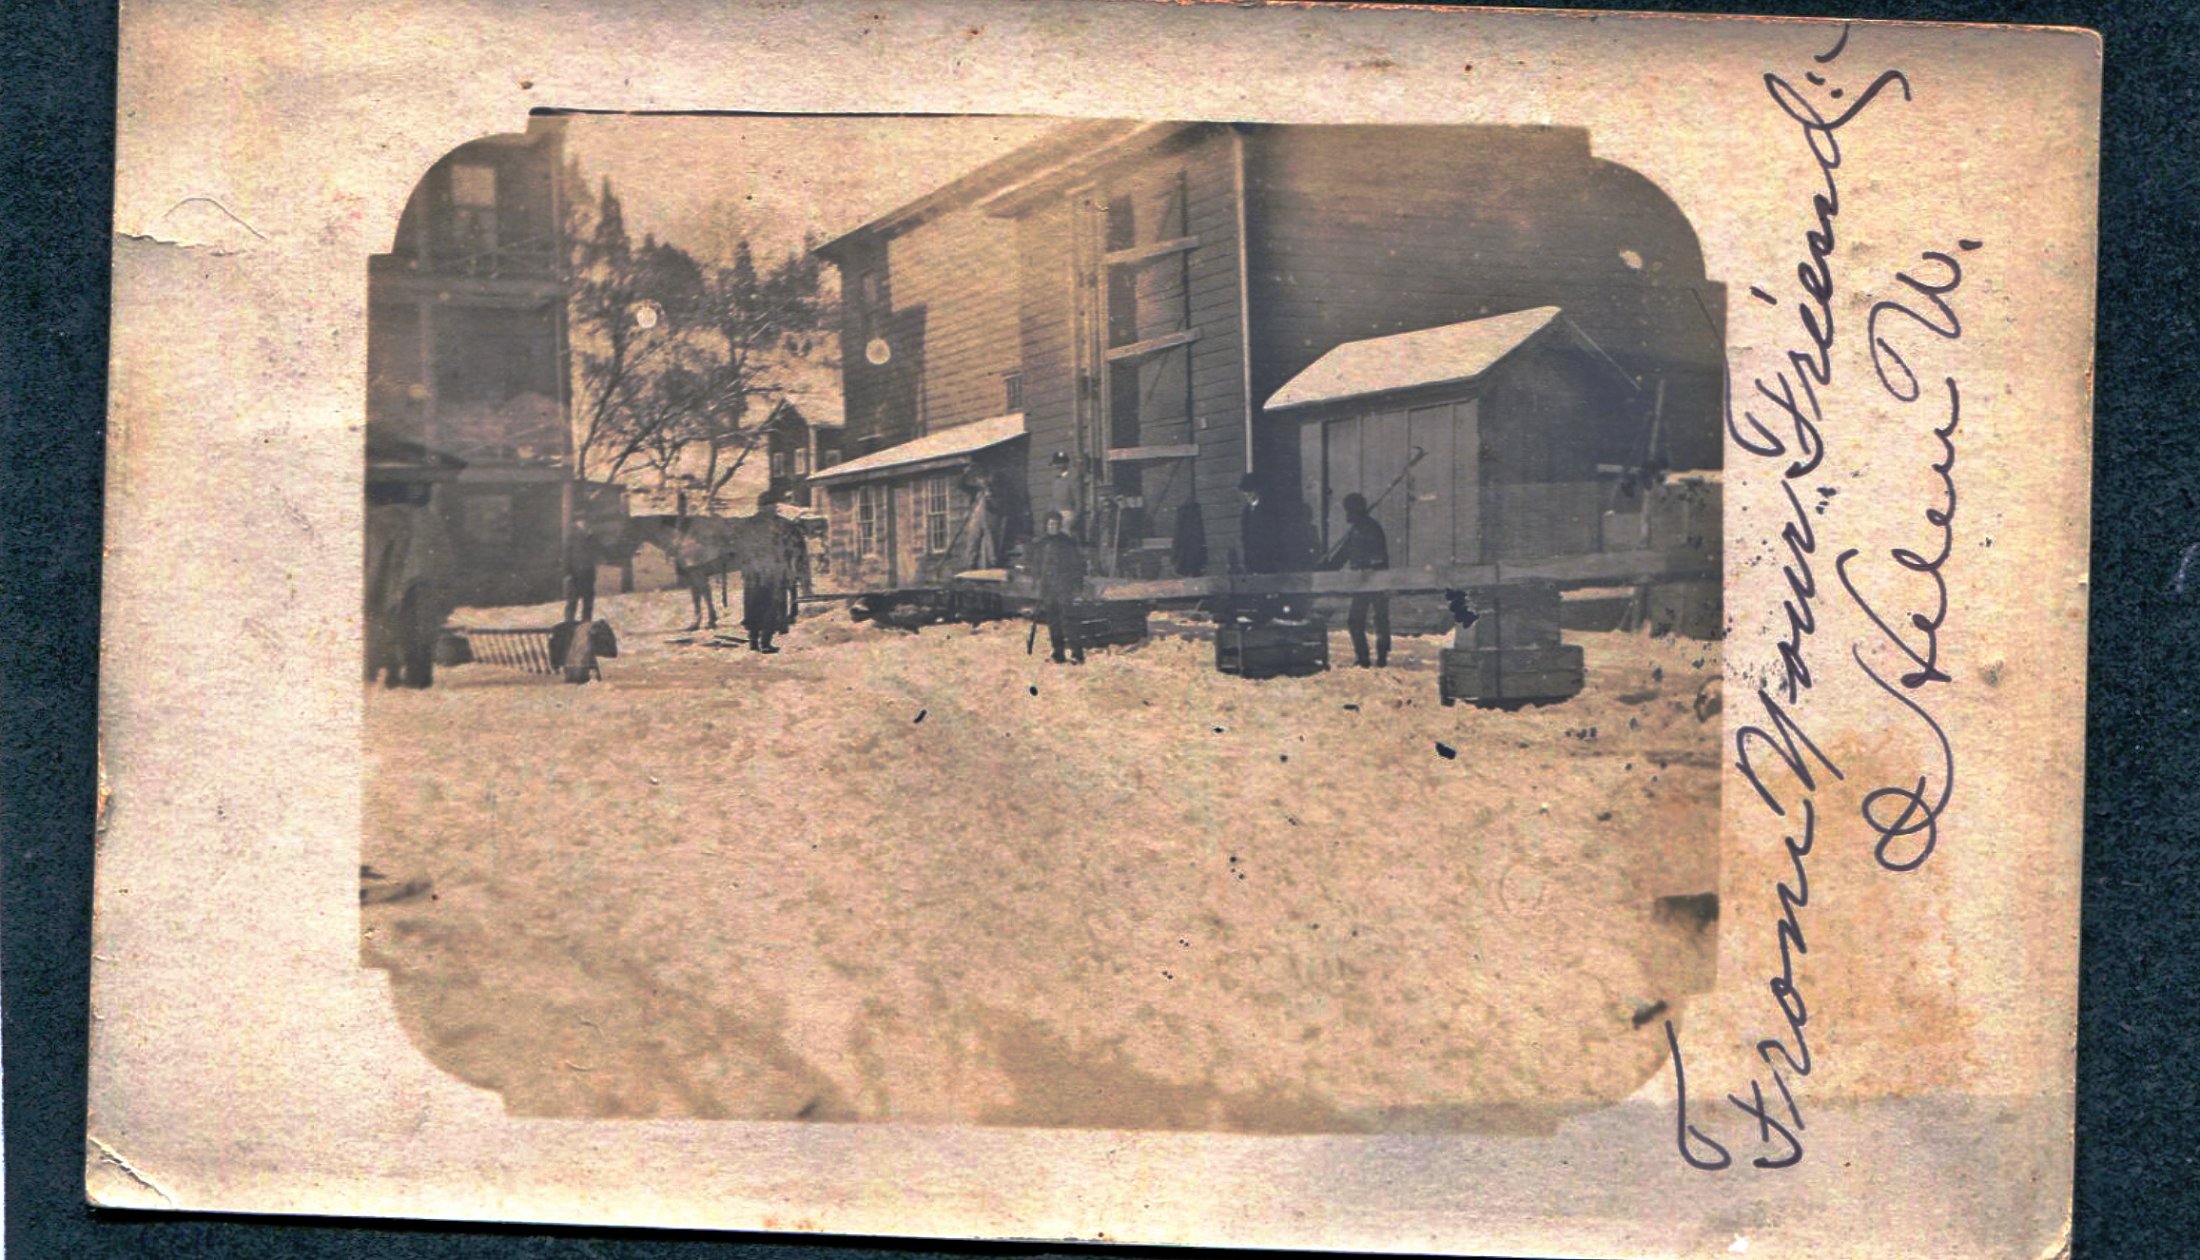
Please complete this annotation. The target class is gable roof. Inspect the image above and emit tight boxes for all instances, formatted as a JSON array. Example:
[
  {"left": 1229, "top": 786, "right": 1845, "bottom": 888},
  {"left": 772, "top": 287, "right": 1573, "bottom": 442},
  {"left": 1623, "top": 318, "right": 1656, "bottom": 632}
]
[
  {"left": 777, "top": 392, "right": 844, "bottom": 430},
  {"left": 808, "top": 412, "right": 1026, "bottom": 485},
  {"left": 1263, "top": 307, "right": 1636, "bottom": 414}
]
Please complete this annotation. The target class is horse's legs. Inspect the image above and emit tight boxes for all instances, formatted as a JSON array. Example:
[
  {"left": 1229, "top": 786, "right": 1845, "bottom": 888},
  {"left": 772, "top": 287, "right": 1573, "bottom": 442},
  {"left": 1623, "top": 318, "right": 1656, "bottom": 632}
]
[{"left": 680, "top": 567, "right": 702, "bottom": 632}]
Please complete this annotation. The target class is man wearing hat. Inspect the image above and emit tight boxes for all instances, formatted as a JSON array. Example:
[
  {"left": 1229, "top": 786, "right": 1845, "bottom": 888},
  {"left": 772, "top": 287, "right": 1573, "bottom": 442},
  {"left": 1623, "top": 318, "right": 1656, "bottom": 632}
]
[
  {"left": 1031, "top": 510, "right": 1088, "bottom": 664},
  {"left": 1046, "top": 450, "right": 1082, "bottom": 539},
  {"left": 1236, "top": 472, "right": 1316, "bottom": 576},
  {"left": 1232, "top": 472, "right": 1316, "bottom": 624}
]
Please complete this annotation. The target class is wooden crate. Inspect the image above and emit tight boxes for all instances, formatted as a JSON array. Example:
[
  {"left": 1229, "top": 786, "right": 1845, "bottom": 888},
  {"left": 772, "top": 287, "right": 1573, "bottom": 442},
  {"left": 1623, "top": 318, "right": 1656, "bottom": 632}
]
[
  {"left": 1073, "top": 602, "right": 1151, "bottom": 648},
  {"left": 1215, "top": 617, "right": 1330, "bottom": 678},
  {"left": 1450, "top": 580, "right": 1564, "bottom": 652},
  {"left": 1438, "top": 643, "right": 1585, "bottom": 706}
]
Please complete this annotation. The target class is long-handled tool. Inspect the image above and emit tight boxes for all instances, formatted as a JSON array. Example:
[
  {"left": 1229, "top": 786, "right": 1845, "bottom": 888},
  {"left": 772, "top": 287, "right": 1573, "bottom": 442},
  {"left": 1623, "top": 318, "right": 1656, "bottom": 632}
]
[
  {"left": 1322, "top": 445, "right": 1425, "bottom": 567},
  {"left": 1367, "top": 444, "right": 1427, "bottom": 513}
]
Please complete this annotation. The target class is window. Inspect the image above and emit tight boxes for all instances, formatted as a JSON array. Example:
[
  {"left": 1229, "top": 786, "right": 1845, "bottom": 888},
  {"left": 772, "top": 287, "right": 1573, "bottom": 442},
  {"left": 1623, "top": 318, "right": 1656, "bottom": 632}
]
[
  {"left": 769, "top": 448, "right": 788, "bottom": 479},
  {"left": 448, "top": 163, "right": 498, "bottom": 255},
  {"left": 856, "top": 484, "right": 880, "bottom": 558},
  {"left": 922, "top": 474, "right": 953, "bottom": 554},
  {"left": 793, "top": 446, "right": 811, "bottom": 476},
  {"left": 1003, "top": 372, "right": 1024, "bottom": 413}
]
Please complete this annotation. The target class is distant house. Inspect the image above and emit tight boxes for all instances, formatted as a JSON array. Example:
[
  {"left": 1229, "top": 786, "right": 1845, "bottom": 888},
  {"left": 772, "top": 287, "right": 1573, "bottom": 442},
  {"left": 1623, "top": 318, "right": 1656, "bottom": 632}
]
[
  {"left": 366, "top": 117, "right": 607, "bottom": 607},
  {"left": 761, "top": 373, "right": 847, "bottom": 508},
  {"left": 808, "top": 121, "right": 1725, "bottom": 592}
]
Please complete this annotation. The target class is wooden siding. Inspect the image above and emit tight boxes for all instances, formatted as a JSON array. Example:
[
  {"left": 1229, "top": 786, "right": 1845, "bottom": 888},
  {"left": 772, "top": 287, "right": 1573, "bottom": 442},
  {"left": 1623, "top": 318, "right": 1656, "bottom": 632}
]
[
  {"left": 816, "top": 456, "right": 1020, "bottom": 596},
  {"left": 1244, "top": 126, "right": 1726, "bottom": 476},
  {"left": 1011, "top": 127, "right": 1247, "bottom": 569},
  {"left": 1478, "top": 346, "right": 1638, "bottom": 561},
  {"left": 1014, "top": 197, "right": 1078, "bottom": 497},
  {"left": 886, "top": 212, "right": 1023, "bottom": 433}
]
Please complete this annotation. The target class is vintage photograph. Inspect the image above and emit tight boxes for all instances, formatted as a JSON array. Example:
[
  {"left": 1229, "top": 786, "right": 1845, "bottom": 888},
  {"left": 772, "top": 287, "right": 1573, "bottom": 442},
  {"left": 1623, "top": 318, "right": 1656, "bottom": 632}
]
[
  {"left": 88, "top": 2, "right": 2099, "bottom": 1250},
  {"left": 360, "top": 113, "right": 1727, "bottom": 1130}
]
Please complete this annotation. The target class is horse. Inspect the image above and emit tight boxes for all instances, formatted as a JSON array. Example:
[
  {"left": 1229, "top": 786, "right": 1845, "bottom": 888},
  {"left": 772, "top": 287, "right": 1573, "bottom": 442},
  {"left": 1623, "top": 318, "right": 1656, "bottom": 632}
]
[{"left": 622, "top": 513, "right": 804, "bottom": 633}]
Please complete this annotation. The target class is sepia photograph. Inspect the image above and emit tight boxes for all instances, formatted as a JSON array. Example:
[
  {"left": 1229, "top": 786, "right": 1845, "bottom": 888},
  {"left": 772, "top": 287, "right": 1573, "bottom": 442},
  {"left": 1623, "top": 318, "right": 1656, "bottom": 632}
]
[
  {"left": 86, "top": 3, "right": 2098, "bottom": 1254},
  {"left": 359, "top": 113, "right": 1725, "bottom": 1129}
]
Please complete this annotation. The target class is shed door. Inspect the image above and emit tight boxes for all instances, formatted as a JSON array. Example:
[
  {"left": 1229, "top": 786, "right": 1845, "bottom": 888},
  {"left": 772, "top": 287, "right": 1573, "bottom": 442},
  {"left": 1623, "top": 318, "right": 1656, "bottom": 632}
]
[
  {"left": 1359, "top": 409, "right": 1414, "bottom": 567},
  {"left": 1321, "top": 399, "right": 1477, "bottom": 569},
  {"left": 1321, "top": 416, "right": 1361, "bottom": 553},
  {"left": 1407, "top": 402, "right": 1461, "bottom": 567}
]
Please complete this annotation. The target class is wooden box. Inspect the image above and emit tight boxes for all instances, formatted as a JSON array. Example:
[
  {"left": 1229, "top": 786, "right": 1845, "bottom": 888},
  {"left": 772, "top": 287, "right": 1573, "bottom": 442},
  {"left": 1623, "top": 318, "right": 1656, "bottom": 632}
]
[
  {"left": 1438, "top": 643, "right": 1585, "bottom": 706},
  {"left": 1215, "top": 617, "right": 1330, "bottom": 679},
  {"left": 1450, "top": 580, "right": 1564, "bottom": 652},
  {"left": 1073, "top": 602, "right": 1151, "bottom": 648}
]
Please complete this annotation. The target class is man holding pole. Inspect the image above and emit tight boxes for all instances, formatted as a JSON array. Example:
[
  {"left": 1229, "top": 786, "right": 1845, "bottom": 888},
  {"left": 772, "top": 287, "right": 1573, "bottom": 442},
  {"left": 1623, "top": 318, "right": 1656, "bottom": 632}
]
[{"left": 1322, "top": 491, "right": 1391, "bottom": 668}]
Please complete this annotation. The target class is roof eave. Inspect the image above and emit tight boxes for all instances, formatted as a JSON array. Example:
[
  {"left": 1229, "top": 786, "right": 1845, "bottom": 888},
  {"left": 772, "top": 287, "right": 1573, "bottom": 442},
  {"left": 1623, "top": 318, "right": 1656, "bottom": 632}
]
[
  {"left": 811, "top": 119, "right": 1154, "bottom": 263},
  {"left": 1267, "top": 373, "right": 1493, "bottom": 416}
]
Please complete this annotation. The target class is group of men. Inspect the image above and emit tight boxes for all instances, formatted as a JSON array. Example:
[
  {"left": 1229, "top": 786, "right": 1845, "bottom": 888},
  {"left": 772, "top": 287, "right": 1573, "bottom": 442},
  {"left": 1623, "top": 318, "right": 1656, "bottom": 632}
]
[
  {"left": 1028, "top": 455, "right": 1393, "bottom": 671},
  {"left": 562, "top": 493, "right": 804, "bottom": 655},
  {"left": 373, "top": 457, "right": 1393, "bottom": 686}
]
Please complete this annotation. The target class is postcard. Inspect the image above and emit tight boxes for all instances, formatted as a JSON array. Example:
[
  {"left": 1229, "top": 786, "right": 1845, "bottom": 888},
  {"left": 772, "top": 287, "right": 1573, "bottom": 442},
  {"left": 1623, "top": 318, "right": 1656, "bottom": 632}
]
[{"left": 90, "top": 2, "right": 2096, "bottom": 1256}]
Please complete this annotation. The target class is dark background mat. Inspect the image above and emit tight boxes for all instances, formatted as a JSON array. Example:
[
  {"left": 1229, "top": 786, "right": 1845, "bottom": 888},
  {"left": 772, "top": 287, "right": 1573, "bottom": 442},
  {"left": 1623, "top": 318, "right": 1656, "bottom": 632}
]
[{"left": 5, "top": 0, "right": 2189, "bottom": 1255}]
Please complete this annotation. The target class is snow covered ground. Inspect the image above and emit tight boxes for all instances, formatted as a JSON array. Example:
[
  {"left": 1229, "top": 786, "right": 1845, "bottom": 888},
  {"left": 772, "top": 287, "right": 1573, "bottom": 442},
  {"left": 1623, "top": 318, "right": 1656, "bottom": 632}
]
[{"left": 363, "top": 584, "right": 1721, "bottom": 1131}]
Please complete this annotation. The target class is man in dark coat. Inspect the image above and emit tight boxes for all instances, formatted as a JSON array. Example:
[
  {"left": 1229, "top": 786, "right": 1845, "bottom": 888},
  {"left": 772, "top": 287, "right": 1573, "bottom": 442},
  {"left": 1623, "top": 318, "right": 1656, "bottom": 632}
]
[
  {"left": 1031, "top": 510, "right": 1088, "bottom": 664},
  {"left": 1233, "top": 473, "right": 1315, "bottom": 622},
  {"left": 363, "top": 484, "right": 456, "bottom": 688},
  {"left": 1322, "top": 491, "right": 1391, "bottom": 667},
  {"left": 1045, "top": 450, "right": 1082, "bottom": 540},
  {"left": 742, "top": 491, "right": 798, "bottom": 654},
  {"left": 563, "top": 513, "right": 602, "bottom": 624}
]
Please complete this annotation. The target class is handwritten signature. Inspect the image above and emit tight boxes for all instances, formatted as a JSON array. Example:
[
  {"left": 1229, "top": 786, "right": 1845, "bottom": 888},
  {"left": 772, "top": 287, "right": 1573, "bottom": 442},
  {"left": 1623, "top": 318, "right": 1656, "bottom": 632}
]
[{"left": 1667, "top": 25, "right": 1971, "bottom": 1172}]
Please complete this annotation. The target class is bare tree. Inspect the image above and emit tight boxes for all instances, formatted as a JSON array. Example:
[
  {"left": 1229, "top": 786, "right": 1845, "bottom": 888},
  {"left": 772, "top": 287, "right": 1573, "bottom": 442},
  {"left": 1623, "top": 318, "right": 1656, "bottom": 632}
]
[{"left": 563, "top": 163, "right": 833, "bottom": 504}]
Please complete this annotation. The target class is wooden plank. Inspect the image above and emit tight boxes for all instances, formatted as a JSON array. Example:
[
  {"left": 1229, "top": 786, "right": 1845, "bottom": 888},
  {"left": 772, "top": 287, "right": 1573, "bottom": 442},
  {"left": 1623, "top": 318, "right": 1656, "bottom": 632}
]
[
  {"left": 1104, "top": 234, "right": 1200, "bottom": 267},
  {"left": 1105, "top": 443, "right": 1201, "bottom": 462},
  {"left": 1080, "top": 547, "right": 1718, "bottom": 602},
  {"left": 1103, "top": 328, "right": 1200, "bottom": 362}
]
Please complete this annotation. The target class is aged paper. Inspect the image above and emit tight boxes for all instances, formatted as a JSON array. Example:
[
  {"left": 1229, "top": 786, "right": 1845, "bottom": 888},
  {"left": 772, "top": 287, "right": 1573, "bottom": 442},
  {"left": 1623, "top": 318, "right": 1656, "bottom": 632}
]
[{"left": 92, "top": 2, "right": 2096, "bottom": 1256}]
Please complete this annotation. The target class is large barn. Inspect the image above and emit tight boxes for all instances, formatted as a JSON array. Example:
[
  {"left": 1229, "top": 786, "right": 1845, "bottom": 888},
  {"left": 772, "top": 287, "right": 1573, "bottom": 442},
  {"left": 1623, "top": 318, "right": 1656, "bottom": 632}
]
[{"left": 809, "top": 120, "right": 1724, "bottom": 600}]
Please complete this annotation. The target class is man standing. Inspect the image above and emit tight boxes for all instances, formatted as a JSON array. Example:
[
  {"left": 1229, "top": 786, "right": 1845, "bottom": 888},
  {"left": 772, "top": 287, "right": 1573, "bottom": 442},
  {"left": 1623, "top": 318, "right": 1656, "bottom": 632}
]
[
  {"left": 1233, "top": 472, "right": 1315, "bottom": 622},
  {"left": 1236, "top": 473, "right": 1315, "bottom": 575},
  {"left": 1032, "top": 511, "right": 1087, "bottom": 665},
  {"left": 742, "top": 491, "right": 797, "bottom": 654},
  {"left": 1322, "top": 491, "right": 1391, "bottom": 667},
  {"left": 563, "top": 512, "right": 602, "bottom": 625},
  {"left": 363, "top": 483, "right": 456, "bottom": 688},
  {"left": 1046, "top": 450, "right": 1082, "bottom": 540}
]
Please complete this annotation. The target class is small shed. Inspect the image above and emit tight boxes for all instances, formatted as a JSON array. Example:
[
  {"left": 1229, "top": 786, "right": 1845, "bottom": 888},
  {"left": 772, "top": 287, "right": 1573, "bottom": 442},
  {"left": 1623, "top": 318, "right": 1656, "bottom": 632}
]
[{"left": 1263, "top": 307, "right": 1644, "bottom": 570}]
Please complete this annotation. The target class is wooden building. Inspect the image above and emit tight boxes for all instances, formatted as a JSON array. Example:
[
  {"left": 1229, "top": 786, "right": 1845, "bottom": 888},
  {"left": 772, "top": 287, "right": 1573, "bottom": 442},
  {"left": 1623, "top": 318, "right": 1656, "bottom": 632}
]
[
  {"left": 807, "top": 412, "right": 1027, "bottom": 597},
  {"left": 810, "top": 120, "right": 1725, "bottom": 594},
  {"left": 1265, "top": 306, "right": 1644, "bottom": 568},
  {"left": 761, "top": 387, "right": 847, "bottom": 508},
  {"left": 366, "top": 117, "right": 588, "bottom": 607}
]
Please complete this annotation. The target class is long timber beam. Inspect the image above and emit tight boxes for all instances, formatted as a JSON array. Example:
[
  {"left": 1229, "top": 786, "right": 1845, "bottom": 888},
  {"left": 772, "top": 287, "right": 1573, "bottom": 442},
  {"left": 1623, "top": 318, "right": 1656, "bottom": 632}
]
[{"left": 951, "top": 549, "right": 1718, "bottom": 604}]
